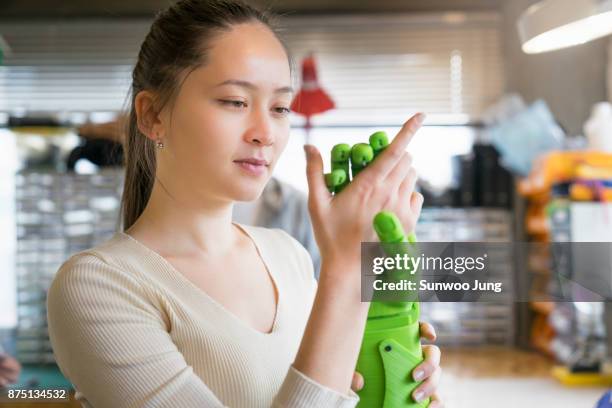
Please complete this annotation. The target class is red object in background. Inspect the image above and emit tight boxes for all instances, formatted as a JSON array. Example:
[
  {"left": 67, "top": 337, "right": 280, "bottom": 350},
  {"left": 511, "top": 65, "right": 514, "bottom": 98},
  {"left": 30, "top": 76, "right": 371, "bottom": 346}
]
[{"left": 290, "top": 53, "right": 335, "bottom": 139}]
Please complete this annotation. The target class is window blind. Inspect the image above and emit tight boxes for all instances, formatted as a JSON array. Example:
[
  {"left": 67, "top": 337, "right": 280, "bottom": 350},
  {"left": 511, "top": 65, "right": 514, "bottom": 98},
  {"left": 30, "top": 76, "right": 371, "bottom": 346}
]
[
  {"left": 280, "top": 12, "right": 504, "bottom": 125},
  {"left": 0, "top": 20, "right": 146, "bottom": 115},
  {"left": 0, "top": 12, "right": 504, "bottom": 125}
]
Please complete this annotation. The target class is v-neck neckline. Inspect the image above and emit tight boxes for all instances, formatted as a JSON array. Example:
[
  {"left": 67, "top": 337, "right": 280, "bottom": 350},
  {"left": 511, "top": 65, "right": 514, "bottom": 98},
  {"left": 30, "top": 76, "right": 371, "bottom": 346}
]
[{"left": 118, "top": 222, "right": 282, "bottom": 336}]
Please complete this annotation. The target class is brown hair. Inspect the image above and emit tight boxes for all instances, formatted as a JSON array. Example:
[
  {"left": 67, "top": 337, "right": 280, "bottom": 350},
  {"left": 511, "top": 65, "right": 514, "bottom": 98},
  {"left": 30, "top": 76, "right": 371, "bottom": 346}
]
[{"left": 120, "top": 0, "right": 292, "bottom": 230}]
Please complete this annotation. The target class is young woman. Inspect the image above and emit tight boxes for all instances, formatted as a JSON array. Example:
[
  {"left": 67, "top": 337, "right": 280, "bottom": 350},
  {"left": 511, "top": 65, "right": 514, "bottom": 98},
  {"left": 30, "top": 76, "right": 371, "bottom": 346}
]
[{"left": 47, "top": 1, "right": 442, "bottom": 406}]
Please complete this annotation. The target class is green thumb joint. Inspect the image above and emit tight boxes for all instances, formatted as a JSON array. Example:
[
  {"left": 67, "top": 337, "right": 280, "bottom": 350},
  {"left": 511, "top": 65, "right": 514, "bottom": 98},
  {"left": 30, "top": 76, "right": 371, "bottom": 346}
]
[{"left": 373, "top": 211, "right": 406, "bottom": 243}]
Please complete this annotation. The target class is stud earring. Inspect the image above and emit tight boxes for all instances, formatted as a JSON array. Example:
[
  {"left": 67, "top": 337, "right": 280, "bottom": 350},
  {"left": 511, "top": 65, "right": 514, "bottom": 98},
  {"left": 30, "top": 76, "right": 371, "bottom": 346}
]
[{"left": 156, "top": 139, "right": 164, "bottom": 149}]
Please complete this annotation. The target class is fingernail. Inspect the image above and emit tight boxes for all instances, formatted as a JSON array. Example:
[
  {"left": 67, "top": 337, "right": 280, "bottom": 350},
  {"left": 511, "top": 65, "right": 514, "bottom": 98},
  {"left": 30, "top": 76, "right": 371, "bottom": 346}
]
[
  {"left": 413, "top": 390, "right": 425, "bottom": 402},
  {"left": 413, "top": 369, "right": 424, "bottom": 381},
  {"left": 416, "top": 113, "right": 426, "bottom": 124}
]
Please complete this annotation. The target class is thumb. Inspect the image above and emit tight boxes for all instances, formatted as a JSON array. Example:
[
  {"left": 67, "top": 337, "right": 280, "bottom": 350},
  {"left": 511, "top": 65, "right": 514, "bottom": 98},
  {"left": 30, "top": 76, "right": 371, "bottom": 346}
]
[
  {"left": 304, "top": 144, "right": 330, "bottom": 210},
  {"left": 351, "top": 371, "right": 364, "bottom": 391}
]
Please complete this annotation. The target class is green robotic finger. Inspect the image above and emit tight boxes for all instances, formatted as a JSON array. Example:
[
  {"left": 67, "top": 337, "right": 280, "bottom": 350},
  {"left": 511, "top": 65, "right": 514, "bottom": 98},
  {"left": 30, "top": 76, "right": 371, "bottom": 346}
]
[
  {"left": 324, "top": 169, "right": 348, "bottom": 194},
  {"left": 323, "top": 131, "right": 428, "bottom": 407},
  {"left": 325, "top": 141, "right": 374, "bottom": 192},
  {"left": 331, "top": 143, "right": 351, "bottom": 193},
  {"left": 369, "top": 131, "right": 389, "bottom": 158},
  {"left": 326, "top": 134, "right": 385, "bottom": 192},
  {"left": 351, "top": 143, "right": 374, "bottom": 178}
]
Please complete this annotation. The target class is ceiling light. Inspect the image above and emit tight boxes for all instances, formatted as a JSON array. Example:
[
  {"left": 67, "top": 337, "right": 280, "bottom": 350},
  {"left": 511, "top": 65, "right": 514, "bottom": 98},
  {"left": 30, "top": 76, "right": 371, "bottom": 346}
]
[{"left": 518, "top": 0, "right": 612, "bottom": 54}]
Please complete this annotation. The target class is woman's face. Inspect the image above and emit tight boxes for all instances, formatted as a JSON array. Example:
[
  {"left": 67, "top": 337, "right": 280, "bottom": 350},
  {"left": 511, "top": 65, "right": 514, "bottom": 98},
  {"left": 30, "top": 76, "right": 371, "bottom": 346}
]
[{"left": 158, "top": 22, "right": 292, "bottom": 205}]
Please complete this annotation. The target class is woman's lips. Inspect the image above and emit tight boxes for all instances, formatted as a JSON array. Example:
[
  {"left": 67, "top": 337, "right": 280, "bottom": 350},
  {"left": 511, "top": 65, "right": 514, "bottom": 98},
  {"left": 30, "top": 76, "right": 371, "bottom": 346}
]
[{"left": 234, "top": 160, "right": 268, "bottom": 176}]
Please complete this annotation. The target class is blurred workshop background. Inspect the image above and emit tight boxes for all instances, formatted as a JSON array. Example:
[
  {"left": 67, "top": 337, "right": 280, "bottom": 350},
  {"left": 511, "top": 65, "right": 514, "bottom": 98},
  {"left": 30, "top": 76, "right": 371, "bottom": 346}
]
[{"left": 1, "top": 0, "right": 612, "bottom": 407}]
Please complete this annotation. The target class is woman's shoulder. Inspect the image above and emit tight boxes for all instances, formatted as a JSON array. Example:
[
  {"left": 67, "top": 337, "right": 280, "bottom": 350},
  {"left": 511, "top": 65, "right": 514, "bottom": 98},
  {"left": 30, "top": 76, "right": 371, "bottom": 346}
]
[
  {"left": 51, "top": 232, "right": 148, "bottom": 294},
  {"left": 57, "top": 231, "right": 133, "bottom": 267}
]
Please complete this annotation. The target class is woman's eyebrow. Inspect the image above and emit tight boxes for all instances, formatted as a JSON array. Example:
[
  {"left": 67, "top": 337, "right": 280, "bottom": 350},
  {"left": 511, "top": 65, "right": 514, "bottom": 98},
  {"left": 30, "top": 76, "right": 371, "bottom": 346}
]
[{"left": 215, "top": 79, "right": 293, "bottom": 94}]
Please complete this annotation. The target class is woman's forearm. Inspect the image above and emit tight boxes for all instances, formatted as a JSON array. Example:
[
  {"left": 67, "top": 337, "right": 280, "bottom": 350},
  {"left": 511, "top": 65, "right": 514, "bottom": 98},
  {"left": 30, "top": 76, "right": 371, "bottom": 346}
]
[{"left": 293, "top": 258, "right": 370, "bottom": 395}]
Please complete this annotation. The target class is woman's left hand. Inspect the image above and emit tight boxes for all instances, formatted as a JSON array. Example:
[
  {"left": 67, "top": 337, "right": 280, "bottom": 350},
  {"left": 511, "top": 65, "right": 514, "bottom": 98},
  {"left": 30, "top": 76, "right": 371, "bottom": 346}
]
[
  {"left": 351, "top": 321, "right": 443, "bottom": 407},
  {"left": 0, "top": 353, "right": 21, "bottom": 388}
]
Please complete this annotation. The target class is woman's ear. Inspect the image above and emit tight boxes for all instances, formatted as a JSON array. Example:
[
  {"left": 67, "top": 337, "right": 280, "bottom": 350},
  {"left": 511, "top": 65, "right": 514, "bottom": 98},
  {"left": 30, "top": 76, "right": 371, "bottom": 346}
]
[{"left": 134, "top": 90, "right": 165, "bottom": 141}]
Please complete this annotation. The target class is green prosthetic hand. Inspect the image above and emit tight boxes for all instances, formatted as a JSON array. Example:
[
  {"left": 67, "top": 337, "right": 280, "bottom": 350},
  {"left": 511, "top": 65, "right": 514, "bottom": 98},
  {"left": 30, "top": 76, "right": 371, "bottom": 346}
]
[
  {"left": 323, "top": 132, "right": 428, "bottom": 408},
  {"left": 358, "top": 211, "right": 428, "bottom": 408}
]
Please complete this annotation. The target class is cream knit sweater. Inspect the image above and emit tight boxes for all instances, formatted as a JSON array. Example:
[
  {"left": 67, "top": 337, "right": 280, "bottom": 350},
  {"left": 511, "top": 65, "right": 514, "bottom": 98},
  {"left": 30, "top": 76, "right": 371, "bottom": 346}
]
[{"left": 47, "top": 223, "right": 360, "bottom": 408}]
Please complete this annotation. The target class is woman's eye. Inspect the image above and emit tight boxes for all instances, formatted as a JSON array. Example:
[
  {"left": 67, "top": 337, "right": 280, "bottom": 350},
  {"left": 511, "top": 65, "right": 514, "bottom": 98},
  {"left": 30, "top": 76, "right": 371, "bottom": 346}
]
[
  {"left": 219, "top": 100, "right": 247, "bottom": 108},
  {"left": 274, "top": 107, "right": 291, "bottom": 115}
]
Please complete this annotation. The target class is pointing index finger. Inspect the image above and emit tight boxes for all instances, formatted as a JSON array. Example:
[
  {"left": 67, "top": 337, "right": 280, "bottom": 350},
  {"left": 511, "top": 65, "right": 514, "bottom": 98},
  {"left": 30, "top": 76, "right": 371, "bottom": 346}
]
[{"left": 366, "top": 113, "right": 425, "bottom": 179}]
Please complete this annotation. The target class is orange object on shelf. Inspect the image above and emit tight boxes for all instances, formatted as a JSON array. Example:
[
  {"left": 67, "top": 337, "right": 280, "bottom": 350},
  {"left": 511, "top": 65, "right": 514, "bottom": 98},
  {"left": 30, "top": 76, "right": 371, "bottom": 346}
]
[
  {"left": 531, "top": 301, "right": 555, "bottom": 314},
  {"left": 520, "top": 150, "right": 612, "bottom": 359},
  {"left": 530, "top": 310, "right": 555, "bottom": 357},
  {"left": 570, "top": 183, "right": 595, "bottom": 201},
  {"left": 575, "top": 163, "right": 612, "bottom": 180},
  {"left": 519, "top": 150, "right": 612, "bottom": 197},
  {"left": 525, "top": 203, "right": 549, "bottom": 235},
  {"left": 570, "top": 183, "right": 612, "bottom": 202}
]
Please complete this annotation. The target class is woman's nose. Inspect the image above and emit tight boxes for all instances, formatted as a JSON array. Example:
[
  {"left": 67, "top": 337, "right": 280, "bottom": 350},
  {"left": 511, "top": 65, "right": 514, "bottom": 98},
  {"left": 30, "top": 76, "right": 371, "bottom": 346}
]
[{"left": 245, "top": 109, "right": 274, "bottom": 146}]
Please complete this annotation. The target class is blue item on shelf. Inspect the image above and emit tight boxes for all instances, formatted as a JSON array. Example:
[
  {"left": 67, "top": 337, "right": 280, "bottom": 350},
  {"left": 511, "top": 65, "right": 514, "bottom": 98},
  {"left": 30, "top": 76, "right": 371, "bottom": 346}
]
[{"left": 487, "top": 99, "right": 564, "bottom": 176}]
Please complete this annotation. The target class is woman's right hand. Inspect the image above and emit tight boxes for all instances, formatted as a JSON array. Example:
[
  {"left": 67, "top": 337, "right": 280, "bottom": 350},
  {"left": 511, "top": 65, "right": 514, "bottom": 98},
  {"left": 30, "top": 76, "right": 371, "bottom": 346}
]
[{"left": 304, "top": 112, "right": 425, "bottom": 280}]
